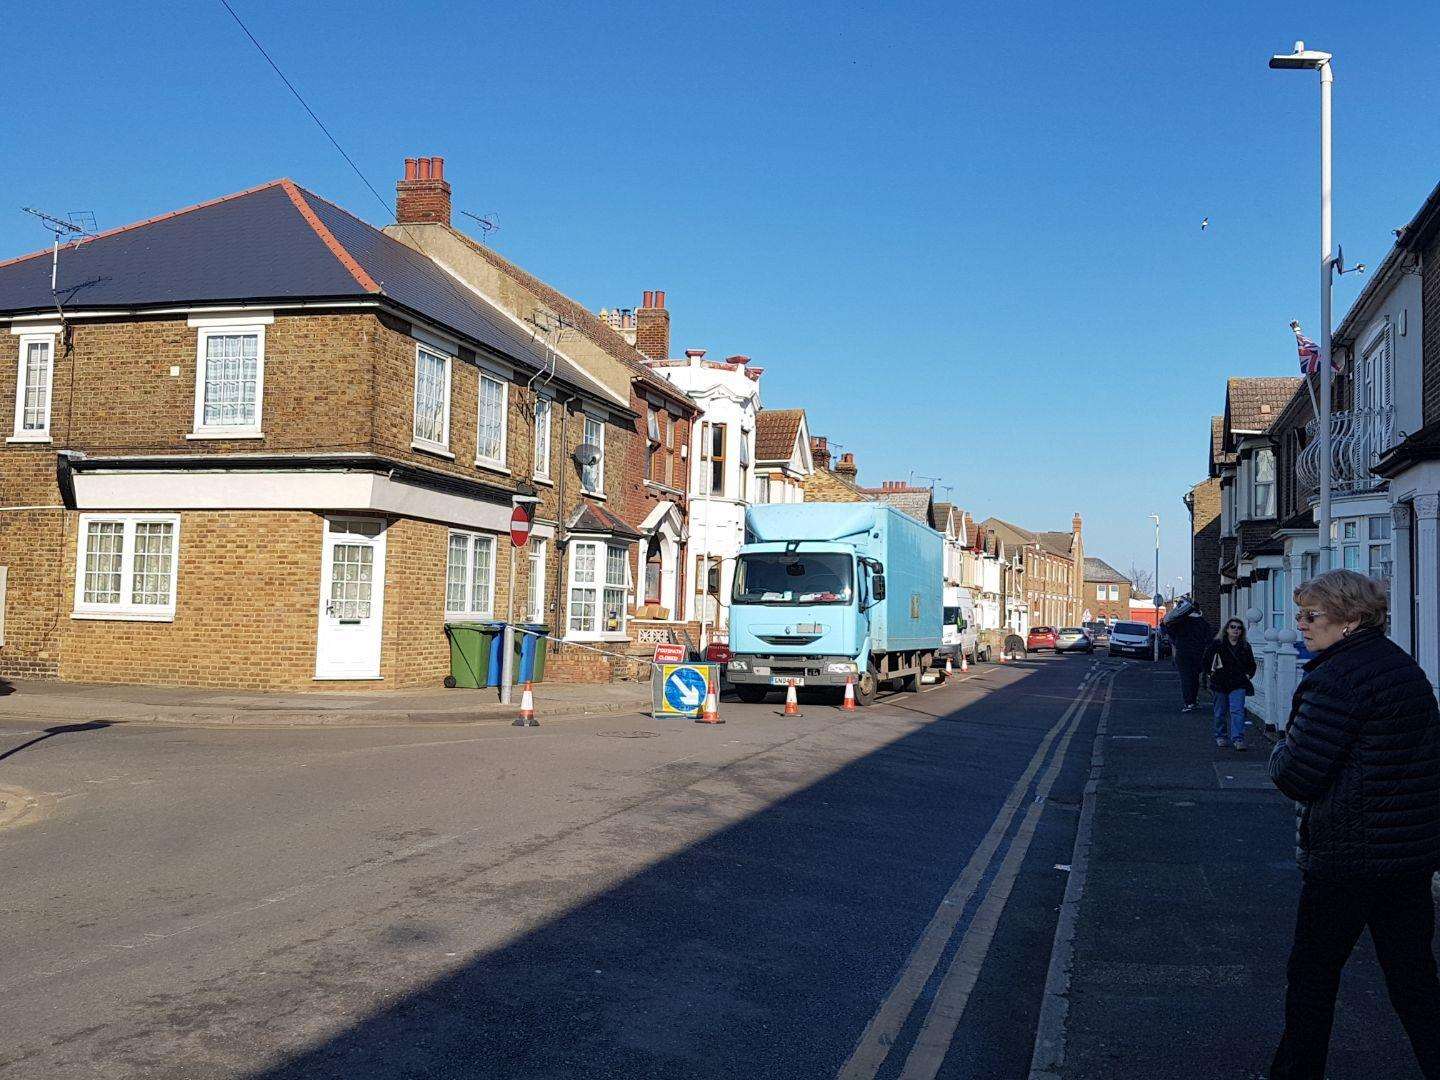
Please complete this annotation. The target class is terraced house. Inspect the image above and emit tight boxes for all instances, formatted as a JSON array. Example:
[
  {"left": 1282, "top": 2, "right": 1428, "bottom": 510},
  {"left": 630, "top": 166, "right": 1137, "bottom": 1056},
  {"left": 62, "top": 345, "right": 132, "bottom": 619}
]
[{"left": 0, "top": 172, "right": 653, "bottom": 689}]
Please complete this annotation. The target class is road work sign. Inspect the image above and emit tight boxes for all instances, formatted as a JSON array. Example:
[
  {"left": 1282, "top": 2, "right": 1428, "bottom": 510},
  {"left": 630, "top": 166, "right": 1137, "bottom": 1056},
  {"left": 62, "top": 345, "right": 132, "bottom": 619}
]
[{"left": 652, "top": 663, "right": 718, "bottom": 718}]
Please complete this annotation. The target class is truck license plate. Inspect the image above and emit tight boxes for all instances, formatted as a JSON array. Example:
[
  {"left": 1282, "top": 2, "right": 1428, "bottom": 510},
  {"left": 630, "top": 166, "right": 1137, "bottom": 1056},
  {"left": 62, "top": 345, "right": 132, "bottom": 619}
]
[{"left": 771, "top": 676, "right": 804, "bottom": 687}]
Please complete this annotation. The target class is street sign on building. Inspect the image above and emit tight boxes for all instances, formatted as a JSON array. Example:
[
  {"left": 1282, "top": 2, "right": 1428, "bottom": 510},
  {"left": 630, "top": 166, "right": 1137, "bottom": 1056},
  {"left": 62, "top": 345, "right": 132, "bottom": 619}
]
[{"left": 510, "top": 505, "right": 532, "bottom": 547}]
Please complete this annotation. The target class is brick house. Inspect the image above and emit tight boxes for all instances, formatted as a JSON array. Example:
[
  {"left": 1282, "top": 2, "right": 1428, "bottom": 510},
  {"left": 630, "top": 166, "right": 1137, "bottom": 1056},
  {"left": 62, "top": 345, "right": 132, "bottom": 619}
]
[
  {"left": 1182, "top": 416, "right": 1226, "bottom": 629},
  {"left": 864, "top": 481, "right": 936, "bottom": 527},
  {"left": 752, "top": 409, "right": 812, "bottom": 504},
  {"left": 1082, "top": 557, "right": 1131, "bottom": 623},
  {"left": 0, "top": 173, "right": 649, "bottom": 689},
  {"left": 980, "top": 515, "right": 1086, "bottom": 628},
  {"left": 377, "top": 159, "right": 701, "bottom": 660},
  {"left": 803, "top": 437, "right": 873, "bottom": 503}
]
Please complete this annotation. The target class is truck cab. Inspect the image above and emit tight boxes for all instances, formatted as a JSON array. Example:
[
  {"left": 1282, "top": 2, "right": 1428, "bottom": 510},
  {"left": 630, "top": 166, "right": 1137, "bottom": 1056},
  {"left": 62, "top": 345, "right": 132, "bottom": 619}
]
[{"left": 939, "top": 587, "right": 980, "bottom": 666}]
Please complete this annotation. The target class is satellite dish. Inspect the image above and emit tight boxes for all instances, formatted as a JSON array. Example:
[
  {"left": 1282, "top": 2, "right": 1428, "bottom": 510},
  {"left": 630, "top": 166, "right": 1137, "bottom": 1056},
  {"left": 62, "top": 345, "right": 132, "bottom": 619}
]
[{"left": 572, "top": 442, "right": 601, "bottom": 466}]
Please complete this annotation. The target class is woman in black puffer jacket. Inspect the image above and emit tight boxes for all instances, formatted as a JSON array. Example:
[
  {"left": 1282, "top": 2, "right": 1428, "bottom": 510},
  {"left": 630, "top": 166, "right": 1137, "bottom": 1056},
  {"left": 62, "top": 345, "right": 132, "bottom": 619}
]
[
  {"left": 1269, "top": 570, "right": 1440, "bottom": 1079},
  {"left": 1202, "top": 618, "right": 1256, "bottom": 751}
]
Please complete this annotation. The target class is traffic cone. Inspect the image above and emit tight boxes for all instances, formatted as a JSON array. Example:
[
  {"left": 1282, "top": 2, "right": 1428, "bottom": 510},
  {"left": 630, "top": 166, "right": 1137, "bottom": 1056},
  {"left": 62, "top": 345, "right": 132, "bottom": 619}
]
[
  {"left": 515, "top": 681, "right": 537, "bottom": 727},
  {"left": 842, "top": 674, "right": 856, "bottom": 711},
  {"left": 696, "top": 686, "right": 724, "bottom": 724},
  {"left": 961, "top": 653, "right": 970, "bottom": 672},
  {"left": 945, "top": 656, "right": 954, "bottom": 677},
  {"left": 783, "top": 682, "right": 801, "bottom": 716}
]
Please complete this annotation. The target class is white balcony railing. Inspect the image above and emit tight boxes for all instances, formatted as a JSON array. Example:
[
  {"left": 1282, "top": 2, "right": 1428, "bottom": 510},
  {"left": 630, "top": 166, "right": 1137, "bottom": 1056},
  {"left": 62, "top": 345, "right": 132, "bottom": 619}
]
[{"left": 1295, "top": 406, "right": 1394, "bottom": 500}]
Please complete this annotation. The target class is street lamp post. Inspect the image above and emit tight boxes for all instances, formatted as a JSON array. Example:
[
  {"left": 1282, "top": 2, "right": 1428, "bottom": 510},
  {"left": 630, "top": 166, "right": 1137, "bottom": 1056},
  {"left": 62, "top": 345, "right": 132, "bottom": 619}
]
[
  {"left": 1270, "top": 40, "right": 1335, "bottom": 570},
  {"left": 1151, "top": 514, "right": 1161, "bottom": 662}
]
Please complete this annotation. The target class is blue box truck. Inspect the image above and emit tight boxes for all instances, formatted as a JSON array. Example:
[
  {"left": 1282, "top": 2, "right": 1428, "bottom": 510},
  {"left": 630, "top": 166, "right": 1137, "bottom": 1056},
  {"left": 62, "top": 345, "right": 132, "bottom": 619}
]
[{"left": 726, "top": 502, "right": 943, "bottom": 705}]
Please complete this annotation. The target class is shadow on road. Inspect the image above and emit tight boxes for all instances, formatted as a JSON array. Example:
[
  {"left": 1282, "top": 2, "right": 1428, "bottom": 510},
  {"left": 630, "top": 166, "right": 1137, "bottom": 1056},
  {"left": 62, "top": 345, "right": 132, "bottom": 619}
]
[
  {"left": 0, "top": 720, "right": 113, "bottom": 765},
  {"left": 238, "top": 663, "right": 1081, "bottom": 1080},
  {"left": 0, "top": 676, "right": 12, "bottom": 697}
]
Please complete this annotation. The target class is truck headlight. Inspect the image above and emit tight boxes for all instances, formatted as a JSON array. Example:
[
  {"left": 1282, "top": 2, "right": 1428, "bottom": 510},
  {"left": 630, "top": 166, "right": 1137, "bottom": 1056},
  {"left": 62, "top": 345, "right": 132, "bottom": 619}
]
[
  {"left": 826, "top": 661, "right": 858, "bottom": 674},
  {"left": 728, "top": 659, "right": 749, "bottom": 672}
]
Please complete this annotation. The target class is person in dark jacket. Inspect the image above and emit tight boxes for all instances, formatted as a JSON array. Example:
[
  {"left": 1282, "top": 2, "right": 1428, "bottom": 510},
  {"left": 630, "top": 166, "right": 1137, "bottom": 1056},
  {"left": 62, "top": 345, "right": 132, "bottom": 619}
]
[
  {"left": 1202, "top": 617, "right": 1256, "bottom": 750},
  {"left": 1269, "top": 570, "right": 1440, "bottom": 1080},
  {"left": 1165, "top": 603, "right": 1213, "bottom": 712}
]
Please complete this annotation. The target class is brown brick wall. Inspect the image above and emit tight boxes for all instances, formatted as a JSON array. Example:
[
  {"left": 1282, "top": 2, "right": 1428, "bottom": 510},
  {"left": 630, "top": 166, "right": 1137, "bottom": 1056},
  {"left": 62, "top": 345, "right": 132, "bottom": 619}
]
[
  {"left": 1082, "top": 580, "right": 1131, "bottom": 623},
  {"left": 1188, "top": 478, "right": 1222, "bottom": 628},
  {"left": 803, "top": 469, "right": 872, "bottom": 503}
]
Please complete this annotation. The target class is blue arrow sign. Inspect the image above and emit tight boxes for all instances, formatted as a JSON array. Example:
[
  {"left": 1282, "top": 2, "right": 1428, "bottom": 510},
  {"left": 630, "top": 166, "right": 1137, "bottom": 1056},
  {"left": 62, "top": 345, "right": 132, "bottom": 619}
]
[{"left": 663, "top": 666, "right": 708, "bottom": 713}]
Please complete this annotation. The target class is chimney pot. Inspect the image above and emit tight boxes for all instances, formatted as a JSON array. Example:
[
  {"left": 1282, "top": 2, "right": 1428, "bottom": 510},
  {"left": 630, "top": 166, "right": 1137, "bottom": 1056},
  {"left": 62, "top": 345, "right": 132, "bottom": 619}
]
[
  {"left": 655, "top": 290, "right": 666, "bottom": 308},
  {"left": 404, "top": 157, "right": 418, "bottom": 180},
  {"left": 643, "top": 290, "right": 654, "bottom": 308},
  {"left": 431, "top": 156, "right": 444, "bottom": 179},
  {"left": 396, "top": 154, "right": 453, "bottom": 227}
]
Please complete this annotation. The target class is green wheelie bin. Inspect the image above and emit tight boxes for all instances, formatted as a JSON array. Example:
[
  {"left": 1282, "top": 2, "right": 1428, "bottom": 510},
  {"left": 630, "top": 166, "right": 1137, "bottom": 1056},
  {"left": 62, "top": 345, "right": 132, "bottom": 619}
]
[{"left": 445, "top": 622, "right": 501, "bottom": 688}]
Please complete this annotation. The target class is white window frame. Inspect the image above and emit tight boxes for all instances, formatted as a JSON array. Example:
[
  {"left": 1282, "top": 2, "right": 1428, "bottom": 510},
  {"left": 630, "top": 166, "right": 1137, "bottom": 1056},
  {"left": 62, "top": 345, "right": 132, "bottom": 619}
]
[
  {"left": 72, "top": 513, "right": 181, "bottom": 621},
  {"left": 189, "top": 324, "right": 267, "bottom": 439},
  {"left": 566, "top": 539, "right": 629, "bottom": 639},
  {"left": 10, "top": 331, "right": 55, "bottom": 442},
  {"left": 527, "top": 538, "right": 548, "bottom": 622},
  {"left": 412, "top": 344, "right": 453, "bottom": 457},
  {"left": 444, "top": 530, "right": 497, "bottom": 620},
  {"left": 581, "top": 415, "right": 606, "bottom": 496},
  {"left": 533, "top": 396, "right": 552, "bottom": 481},
  {"left": 475, "top": 370, "right": 509, "bottom": 470},
  {"left": 1252, "top": 448, "right": 1276, "bottom": 519}
]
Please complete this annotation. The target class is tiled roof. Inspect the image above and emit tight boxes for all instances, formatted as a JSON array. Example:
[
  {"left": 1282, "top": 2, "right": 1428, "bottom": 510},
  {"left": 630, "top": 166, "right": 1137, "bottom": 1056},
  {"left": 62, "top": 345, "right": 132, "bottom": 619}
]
[
  {"left": 1210, "top": 415, "right": 1234, "bottom": 469},
  {"left": 755, "top": 409, "right": 805, "bottom": 462},
  {"left": 567, "top": 502, "right": 641, "bottom": 540},
  {"left": 980, "top": 518, "right": 1037, "bottom": 549},
  {"left": 1037, "top": 531, "right": 1075, "bottom": 558},
  {"left": 1084, "top": 557, "right": 1129, "bottom": 584},
  {"left": 1226, "top": 377, "right": 1303, "bottom": 436},
  {"left": 0, "top": 179, "right": 614, "bottom": 406},
  {"left": 426, "top": 224, "right": 691, "bottom": 408}
]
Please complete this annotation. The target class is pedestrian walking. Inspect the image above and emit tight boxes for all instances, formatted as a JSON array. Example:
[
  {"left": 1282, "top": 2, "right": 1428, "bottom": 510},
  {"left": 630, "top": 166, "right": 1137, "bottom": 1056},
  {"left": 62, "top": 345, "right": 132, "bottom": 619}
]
[
  {"left": 1163, "top": 599, "right": 1212, "bottom": 712},
  {"left": 1269, "top": 570, "right": 1440, "bottom": 1080},
  {"left": 1202, "top": 617, "right": 1255, "bottom": 750}
]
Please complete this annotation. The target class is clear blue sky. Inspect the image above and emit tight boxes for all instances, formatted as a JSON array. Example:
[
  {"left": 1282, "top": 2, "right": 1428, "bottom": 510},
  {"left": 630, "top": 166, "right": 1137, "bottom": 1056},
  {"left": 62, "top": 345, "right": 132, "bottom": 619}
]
[{"left": 5, "top": 0, "right": 1439, "bottom": 593}]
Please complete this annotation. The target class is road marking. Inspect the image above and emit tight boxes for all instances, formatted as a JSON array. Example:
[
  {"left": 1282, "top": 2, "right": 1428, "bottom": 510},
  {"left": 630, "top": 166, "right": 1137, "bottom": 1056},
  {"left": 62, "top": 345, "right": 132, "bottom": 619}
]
[
  {"left": 895, "top": 670, "right": 1112, "bottom": 1080},
  {"left": 836, "top": 670, "right": 1103, "bottom": 1080},
  {"left": 1029, "top": 674, "right": 1116, "bottom": 1079}
]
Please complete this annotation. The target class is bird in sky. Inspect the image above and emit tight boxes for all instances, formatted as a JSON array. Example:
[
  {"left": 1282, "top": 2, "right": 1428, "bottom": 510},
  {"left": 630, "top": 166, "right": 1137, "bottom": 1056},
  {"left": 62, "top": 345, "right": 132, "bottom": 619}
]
[{"left": 1201, "top": 217, "right": 1209, "bottom": 231}]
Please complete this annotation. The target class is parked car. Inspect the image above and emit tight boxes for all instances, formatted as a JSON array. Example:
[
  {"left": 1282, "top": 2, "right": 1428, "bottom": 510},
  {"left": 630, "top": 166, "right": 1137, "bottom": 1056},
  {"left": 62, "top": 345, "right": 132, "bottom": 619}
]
[
  {"left": 1083, "top": 620, "right": 1110, "bottom": 645},
  {"left": 1056, "top": 627, "right": 1094, "bottom": 653},
  {"left": 1107, "top": 620, "right": 1155, "bottom": 659},
  {"left": 1026, "top": 626, "right": 1059, "bottom": 653}
]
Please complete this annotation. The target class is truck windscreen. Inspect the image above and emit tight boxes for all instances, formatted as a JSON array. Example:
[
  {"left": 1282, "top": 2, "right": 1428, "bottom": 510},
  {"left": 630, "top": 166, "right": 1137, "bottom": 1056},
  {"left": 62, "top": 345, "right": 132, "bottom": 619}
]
[{"left": 732, "top": 552, "right": 853, "bottom": 606}]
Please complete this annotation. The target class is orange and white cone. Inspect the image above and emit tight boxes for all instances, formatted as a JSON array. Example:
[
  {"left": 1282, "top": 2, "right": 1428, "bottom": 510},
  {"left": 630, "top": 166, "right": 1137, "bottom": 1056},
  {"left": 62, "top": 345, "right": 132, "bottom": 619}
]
[
  {"left": 515, "top": 681, "right": 536, "bottom": 726},
  {"left": 695, "top": 685, "right": 724, "bottom": 724},
  {"left": 783, "top": 682, "right": 801, "bottom": 716},
  {"left": 961, "top": 653, "right": 970, "bottom": 672},
  {"left": 945, "top": 656, "right": 954, "bottom": 677},
  {"left": 842, "top": 674, "right": 856, "bottom": 711}
]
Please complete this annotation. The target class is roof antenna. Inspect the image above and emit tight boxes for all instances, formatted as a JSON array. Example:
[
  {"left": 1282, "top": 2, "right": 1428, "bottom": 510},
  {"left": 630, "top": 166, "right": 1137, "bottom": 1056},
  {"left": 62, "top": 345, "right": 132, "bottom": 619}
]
[
  {"left": 22, "top": 207, "right": 96, "bottom": 325},
  {"left": 460, "top": 210, "right": 500, "bottom": 242}
]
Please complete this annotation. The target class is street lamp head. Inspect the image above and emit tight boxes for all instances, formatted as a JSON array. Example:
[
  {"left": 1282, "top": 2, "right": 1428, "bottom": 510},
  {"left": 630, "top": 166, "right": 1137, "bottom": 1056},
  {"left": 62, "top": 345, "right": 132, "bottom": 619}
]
[{"left": 1269, "top": 41, "right": 1332, "bottom": 70}]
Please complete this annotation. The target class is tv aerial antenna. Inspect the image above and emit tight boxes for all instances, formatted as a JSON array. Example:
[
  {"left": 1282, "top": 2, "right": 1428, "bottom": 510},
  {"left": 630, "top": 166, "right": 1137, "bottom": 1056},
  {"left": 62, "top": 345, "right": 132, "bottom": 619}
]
[
  {"left": 22, "top": 207, "right": 95, "bottom": 295},
  {"left": 460, "top": 210, "right": 500, "bottom": 242}
]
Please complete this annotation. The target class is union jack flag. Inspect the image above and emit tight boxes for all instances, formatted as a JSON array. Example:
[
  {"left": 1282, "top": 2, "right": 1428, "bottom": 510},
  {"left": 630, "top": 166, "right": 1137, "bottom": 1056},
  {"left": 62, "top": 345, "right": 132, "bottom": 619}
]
[{"left": 1296, "top": 334, "right": 1321, "bottom": 374}]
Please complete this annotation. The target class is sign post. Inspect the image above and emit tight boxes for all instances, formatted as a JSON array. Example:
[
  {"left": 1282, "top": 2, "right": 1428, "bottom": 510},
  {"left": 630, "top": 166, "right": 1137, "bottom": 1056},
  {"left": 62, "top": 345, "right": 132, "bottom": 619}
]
[{"left": 501, "top": 502, "right": 534, "bottom": 706}]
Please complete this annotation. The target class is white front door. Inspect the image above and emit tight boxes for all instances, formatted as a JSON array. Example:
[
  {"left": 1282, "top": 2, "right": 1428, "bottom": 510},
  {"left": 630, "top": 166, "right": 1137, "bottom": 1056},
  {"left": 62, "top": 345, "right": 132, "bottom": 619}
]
[{"left": 315, "top": 516, "right": 387, "bottom": 680}]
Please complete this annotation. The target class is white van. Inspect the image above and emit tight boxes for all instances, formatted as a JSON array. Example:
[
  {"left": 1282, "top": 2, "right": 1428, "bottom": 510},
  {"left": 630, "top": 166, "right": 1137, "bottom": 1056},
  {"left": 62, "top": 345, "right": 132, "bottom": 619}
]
[{"left": 941, "top": 588, "right": 983, "bottom": 665}]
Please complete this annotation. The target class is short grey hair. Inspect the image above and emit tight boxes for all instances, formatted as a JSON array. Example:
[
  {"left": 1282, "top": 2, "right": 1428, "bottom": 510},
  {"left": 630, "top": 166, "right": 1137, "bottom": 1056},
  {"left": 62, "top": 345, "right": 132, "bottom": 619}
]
[{"left": 1293, "top": 569, "right": 1388, "bottom": 628}]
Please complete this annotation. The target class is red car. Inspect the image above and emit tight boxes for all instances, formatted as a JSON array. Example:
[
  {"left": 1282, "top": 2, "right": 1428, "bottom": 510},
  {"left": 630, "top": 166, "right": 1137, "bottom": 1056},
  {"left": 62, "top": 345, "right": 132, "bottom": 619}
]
[{"left": 1026, "top": 626, "right": 1059, "bottom": 653}]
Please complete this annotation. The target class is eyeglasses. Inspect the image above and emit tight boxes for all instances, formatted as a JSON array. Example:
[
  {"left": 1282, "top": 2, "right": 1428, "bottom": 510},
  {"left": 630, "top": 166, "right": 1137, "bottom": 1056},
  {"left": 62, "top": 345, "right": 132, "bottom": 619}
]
[
  {"left": 1296, "top": 609, "right": 1329, "bottom": 625},
  {"left": 1226, "top": 623, "right": 1244, "bottom": 631}
]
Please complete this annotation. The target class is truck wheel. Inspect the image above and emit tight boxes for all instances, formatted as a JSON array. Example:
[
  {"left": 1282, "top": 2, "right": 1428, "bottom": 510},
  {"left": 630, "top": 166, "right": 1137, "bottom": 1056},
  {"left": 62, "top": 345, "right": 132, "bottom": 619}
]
[
  {"left": 855, "top": 670, "right": 878, "bottom": 706},
  {"left": 735, "top": 685, "right": 770, "bottom": 704},
  {"left": 900, "top": 672, "right": 920, "bottom": 693}
]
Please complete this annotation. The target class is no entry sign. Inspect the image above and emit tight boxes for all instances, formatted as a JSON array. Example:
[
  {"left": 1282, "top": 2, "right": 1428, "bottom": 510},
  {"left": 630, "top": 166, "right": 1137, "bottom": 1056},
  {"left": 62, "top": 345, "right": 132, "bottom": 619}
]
[{"left": 510, "top": 505, "right": 533, "bottom": 547}]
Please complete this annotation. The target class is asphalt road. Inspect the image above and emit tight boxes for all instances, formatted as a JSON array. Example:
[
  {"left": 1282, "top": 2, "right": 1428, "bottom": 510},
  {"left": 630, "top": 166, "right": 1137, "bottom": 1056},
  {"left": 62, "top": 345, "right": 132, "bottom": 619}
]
[{"left": 0, "top": 655, "right": 1108, "bottom": 1078}]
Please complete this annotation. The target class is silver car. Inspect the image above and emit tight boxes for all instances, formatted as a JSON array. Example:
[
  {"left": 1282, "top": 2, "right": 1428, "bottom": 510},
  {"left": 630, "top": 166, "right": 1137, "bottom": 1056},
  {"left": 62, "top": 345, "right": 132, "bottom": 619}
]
[{"left": 1056, "top": 627, "right": 1094, "bottom": 653}]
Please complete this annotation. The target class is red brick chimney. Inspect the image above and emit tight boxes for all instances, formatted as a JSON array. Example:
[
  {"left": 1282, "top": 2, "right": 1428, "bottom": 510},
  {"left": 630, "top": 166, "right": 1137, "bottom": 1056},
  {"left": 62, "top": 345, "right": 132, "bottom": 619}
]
[
  {"left": 396, "top": 156, "right": 452, "bottom": 226},
  {"left": 836, "top": 453, "right": 858, "bottom": 481},
  {"left": 1072, "top": 512, "right": 1083, "bottom": 538},
  {"left": 810, "top": 436, "right": 832, "bottom": 471},
  {"left": 635, "top": 290, "right": 670, "bottom": 361}
]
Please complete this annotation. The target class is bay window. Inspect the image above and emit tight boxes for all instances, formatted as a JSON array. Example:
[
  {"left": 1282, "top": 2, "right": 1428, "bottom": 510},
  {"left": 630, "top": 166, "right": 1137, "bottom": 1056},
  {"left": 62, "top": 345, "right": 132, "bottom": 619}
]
[
  {"left": 445, "top": 531, "right": 496, "bottom": 619},
  {"left": 73, "top": 514, "right": 180, "bottom": 620},
  {"left": 568, "top": 540, "right": 629, "bottom": 635}
]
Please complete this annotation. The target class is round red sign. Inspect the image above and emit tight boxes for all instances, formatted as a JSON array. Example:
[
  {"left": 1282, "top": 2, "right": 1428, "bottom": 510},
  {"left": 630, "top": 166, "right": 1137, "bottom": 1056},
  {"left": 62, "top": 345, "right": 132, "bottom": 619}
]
[{"left": 510, "top": 505, "right": 533, "bottom": 547}]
